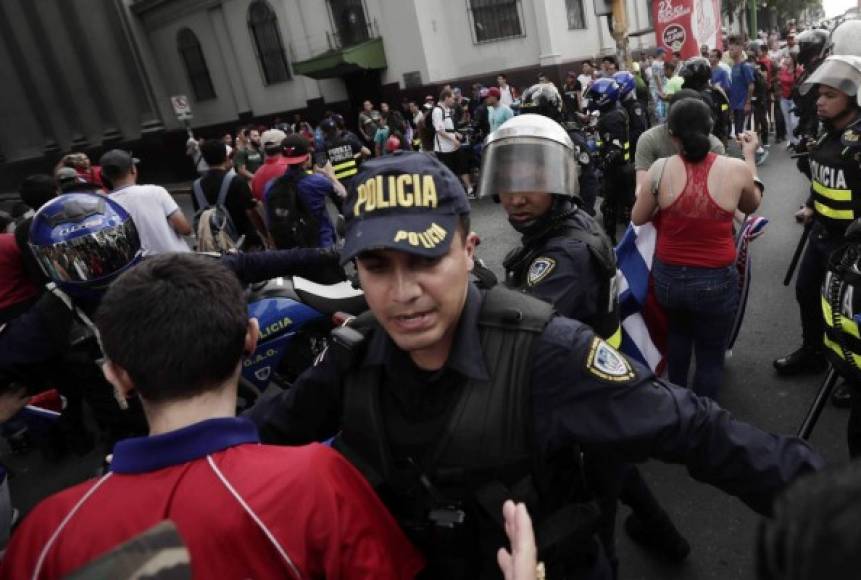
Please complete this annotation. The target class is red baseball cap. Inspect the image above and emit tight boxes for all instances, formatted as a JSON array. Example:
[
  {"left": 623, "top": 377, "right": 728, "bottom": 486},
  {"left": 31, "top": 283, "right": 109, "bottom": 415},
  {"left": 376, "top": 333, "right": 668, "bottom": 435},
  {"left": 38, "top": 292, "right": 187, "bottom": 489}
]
[{"left": 486, "top": 87, "right": 501, "bottom": 99}]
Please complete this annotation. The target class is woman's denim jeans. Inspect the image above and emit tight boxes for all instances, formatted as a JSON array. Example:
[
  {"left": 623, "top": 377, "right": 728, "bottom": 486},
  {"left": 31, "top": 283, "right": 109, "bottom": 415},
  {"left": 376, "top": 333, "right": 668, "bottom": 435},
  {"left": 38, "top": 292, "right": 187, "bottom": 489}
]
[{"left": 652, "top": 259, "right": 739, "bottom": 401}]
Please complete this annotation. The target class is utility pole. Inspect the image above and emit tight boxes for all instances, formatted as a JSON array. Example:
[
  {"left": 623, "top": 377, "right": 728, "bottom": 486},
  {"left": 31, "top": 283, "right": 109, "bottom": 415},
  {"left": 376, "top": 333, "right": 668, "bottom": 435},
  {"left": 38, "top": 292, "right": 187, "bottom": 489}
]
[
  {"left": 610, "top": 0, "right": 629, "bottom": 67},
  {"left": 749, "top": 0, "right": 758, "bottom": 37}
]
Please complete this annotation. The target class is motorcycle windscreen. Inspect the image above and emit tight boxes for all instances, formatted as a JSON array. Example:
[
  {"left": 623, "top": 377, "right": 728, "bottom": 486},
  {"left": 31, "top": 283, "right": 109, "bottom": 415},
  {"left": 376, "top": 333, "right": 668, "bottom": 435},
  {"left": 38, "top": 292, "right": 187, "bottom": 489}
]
[
  {"left": 477, "top": 137, "right": 579, "bottom": 199},
  {"left": 31, "top": 219, "right": 140, "bottom": 283}
]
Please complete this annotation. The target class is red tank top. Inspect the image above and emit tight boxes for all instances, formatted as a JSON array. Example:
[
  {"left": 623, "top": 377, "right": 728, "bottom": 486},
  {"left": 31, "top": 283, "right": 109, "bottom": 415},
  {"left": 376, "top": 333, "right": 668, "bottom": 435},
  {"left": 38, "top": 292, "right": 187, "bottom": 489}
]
[{"left": 655, "top": 153, "right": 736, "bottom": 267}]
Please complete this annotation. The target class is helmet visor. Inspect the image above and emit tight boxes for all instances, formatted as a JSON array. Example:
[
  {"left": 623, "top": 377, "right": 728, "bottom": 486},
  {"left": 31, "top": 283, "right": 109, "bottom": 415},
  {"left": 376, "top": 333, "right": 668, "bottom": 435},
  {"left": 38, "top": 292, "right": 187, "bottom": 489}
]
[
  {"left": 31, "top": 219, "right": 140, "bottom": 284},
  {"left": 478, "top": 137, "right": 579, "bottom": 198},
  {"left": 800, "top": 58, "right": 861, "bottom": 96}
]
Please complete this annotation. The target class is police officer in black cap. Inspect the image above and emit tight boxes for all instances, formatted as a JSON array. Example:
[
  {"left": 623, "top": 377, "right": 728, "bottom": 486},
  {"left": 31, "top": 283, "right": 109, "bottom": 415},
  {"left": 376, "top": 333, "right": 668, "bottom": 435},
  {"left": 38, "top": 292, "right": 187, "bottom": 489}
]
[
  {"left": 775, "top": 56, "right": 861, "bottom": 407},
  {"left": 480, "top": 113, "right": 690, "bottom": 566},
  {"left": 252, "top": 150, "right": 824, "bottom": 579},
  {"left": 320, "top": 116, "right": 370, "bottom": 191},
  {"left": 679, "top": 57, "right": 732, "bottom": 144},
  {"left": 792, "top": 28, "right": 831, "bottom": 177}
]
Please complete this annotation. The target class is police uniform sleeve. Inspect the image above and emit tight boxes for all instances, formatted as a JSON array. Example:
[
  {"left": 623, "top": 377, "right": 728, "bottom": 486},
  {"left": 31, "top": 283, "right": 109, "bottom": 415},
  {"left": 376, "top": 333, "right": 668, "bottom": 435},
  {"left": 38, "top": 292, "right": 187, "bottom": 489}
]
[
  {"left": 522, "top": 242, "right": 599, "bottom": 323},
  {"left": 530, "top": 318, "right": 825, "bottom": 515},
  {"left": 302, "top": 444, "right": 425, "bottom": 578},
  {"left": 219, "top": 248, "right": 341, "bottom": 286},
  {"left": 0, "top": 290, "right": 75, "bottom": 368},
  {"left": 248, "top": 348, "right": 344, "bottom": 445}
]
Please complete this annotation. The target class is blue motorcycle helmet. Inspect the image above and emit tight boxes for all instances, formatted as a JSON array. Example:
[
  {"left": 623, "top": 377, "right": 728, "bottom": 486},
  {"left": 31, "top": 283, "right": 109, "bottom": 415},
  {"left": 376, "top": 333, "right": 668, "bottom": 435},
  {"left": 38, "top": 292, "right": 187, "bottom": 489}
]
[
  {"left": 587, "top": 78, "right": 622, "bottom": 111},
  {"left": 612, "top": 71, "right": 636, "bottom": 99},
  {"left": 29, "top": 192, "right": 142, "bottom": 299}
]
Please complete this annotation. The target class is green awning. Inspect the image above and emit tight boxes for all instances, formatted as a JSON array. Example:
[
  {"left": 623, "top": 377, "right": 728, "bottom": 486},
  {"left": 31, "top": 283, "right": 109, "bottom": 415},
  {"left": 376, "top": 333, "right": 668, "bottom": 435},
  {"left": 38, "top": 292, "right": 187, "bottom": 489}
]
[{"left": 293, "top": 37, "right": 387, "bottom": 79}]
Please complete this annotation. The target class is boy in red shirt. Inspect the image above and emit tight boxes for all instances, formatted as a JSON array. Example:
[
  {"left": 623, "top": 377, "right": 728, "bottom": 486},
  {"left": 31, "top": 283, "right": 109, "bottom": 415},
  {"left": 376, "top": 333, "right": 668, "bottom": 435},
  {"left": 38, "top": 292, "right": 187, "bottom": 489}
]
[{"left": 1, "top": 253, "right": 423, "bottom": 580}]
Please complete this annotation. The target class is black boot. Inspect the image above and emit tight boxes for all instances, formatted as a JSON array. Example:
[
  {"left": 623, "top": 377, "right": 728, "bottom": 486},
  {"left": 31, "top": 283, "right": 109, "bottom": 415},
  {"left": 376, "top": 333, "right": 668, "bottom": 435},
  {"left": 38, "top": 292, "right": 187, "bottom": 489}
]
[
  {"left": 832, "top": 381, "right": 853, "bottom": 409},
  {"left": 773, "top": 346, "right": 827, "bottom": 376},
  {"left": 624, "top": 512, "right": 691, "bottom": 562}
]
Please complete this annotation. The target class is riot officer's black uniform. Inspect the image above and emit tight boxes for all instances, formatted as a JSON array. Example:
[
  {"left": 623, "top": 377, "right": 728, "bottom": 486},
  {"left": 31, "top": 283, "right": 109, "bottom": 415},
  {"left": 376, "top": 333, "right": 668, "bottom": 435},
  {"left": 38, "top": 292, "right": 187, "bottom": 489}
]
[
  {"left": 321, "top": 119, "right": 365, "bottom": 190},
  {"left": 679, "top": 57, "right": 732, "bottom": 144},
  {"left": 776, "top": 56, "right": 861, "bottom": 379},
  {"left": 596, "top": 104, "right": 634, "bottom": 243},
  {"left": 791, "top": 29, "right": 829, "bottom": 178}
]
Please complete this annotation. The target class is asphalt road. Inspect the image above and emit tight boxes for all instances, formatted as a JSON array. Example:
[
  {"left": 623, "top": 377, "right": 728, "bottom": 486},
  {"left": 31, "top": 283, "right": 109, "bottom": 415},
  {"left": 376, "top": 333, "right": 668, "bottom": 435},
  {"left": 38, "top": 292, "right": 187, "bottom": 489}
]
[{"left": 4, "top": 143, "right": 848, "bottom": 579}]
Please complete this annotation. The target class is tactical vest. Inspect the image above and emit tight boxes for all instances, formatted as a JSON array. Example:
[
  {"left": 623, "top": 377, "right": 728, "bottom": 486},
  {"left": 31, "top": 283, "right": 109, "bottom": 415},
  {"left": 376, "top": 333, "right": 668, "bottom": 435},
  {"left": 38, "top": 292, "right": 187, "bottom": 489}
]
[
  {"left": 821, "top": 241, "right": 861, "bottom": 382},
  {"left": 325, "top": 135, "right": 359, "bottom": 181},
  {"left": 622, "top": 99, "right": 646, "bottom": 156},
  {"left": 596, "top": 108, "right": 631, "bottom": 164},
  {"left": 809, "top": 123, "right": 861, "bottom": 235},
  {"left": 504, "top": 214, "right": 622, "bottom": 348},
  {"left": 334, "top": 286, "right": 600, "bottom": 579}
]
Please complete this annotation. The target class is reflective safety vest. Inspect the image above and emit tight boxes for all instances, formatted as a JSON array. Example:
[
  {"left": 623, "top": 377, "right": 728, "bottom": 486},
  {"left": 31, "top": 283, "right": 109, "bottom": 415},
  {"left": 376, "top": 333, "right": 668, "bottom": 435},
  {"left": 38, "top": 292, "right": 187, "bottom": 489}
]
[
  {"left": 809, "top": 124, "right": 861, "bottom": 234},
  {"left": 821, "top": 244, "right": 861, "bottom": 382},
  {"left": 324, "top": 136, "right": 360, "bottom": 181}
]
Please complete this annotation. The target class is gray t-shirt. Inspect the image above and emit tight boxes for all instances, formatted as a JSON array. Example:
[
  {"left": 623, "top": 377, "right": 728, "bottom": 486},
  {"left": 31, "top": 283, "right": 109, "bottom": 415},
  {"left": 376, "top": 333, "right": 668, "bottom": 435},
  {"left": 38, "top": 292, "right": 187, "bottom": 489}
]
[{"left": 634, "top": 124, "right": 725, "bottom": 171}]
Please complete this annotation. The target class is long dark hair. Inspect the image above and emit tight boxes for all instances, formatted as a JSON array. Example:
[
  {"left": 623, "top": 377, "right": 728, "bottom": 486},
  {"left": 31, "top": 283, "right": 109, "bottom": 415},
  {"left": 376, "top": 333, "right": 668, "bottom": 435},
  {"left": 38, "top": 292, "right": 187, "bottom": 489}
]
[{"left": 667, "top": 98, "right": 713, "bottom": 162}]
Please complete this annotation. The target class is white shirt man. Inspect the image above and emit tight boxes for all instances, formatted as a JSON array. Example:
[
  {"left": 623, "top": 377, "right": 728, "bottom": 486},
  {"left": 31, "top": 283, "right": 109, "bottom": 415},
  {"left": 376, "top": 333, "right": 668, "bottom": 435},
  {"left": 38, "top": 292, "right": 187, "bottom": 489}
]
[
  {"left": 99, "top": 150, "right": 192, "bottom": 256},
  {"left": 432, "top": 95, "right": 459, "bottom": 154},
  {"left": 497, "top": 75, "right": 516, "bottom": 107}
]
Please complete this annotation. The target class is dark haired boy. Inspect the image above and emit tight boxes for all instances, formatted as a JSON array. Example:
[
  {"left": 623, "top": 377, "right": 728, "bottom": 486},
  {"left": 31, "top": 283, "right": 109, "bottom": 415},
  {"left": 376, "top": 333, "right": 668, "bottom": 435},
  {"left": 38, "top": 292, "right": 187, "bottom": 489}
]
[{"left": 1, "top": 253, "right": 423, "bottom": 579}]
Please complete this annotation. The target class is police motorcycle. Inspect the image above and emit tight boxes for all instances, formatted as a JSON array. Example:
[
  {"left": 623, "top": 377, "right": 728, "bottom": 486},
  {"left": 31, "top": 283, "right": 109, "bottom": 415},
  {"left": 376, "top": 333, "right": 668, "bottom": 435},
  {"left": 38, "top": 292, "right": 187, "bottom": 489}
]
[{"left": 239, "top": 274, "right": 366, "bottom": 408}]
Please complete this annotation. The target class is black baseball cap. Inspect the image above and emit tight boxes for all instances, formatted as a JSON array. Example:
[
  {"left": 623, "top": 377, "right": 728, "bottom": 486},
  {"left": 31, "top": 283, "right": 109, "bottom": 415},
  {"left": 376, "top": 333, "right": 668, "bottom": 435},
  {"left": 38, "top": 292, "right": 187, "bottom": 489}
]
[
  {"left": 99, "top": 150, "right": 139, "bottom": 179},
  {"left": 340, "top": 152, "right": 470, "bottom": 265},
  {"left": 281, "top": 134, "right": 310, "bottom": 165}
]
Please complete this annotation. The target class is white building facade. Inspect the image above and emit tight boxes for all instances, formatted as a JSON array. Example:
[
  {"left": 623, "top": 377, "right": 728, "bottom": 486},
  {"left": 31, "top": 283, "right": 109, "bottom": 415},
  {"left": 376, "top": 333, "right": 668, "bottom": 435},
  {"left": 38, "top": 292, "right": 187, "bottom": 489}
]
[{"left": 0, "top": 0, "right": 656, "bottom": 183}]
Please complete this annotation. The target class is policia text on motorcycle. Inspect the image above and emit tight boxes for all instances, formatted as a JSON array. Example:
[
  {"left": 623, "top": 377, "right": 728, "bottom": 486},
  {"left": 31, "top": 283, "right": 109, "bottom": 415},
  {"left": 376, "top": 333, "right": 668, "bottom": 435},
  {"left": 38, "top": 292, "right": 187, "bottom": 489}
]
[{"left": 252, "top": 151, "right": 823, "bottom": 579}]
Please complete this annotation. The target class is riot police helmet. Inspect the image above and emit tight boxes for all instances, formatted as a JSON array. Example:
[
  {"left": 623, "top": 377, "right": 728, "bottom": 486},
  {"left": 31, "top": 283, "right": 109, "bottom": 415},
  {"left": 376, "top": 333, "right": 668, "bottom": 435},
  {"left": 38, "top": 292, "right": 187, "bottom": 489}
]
[
  {"left": 799, "top": 55, "right": 861, "bottom": 98},
  {"left": 796, "top": 28, "right": 830, "bottom": 67},
  {"left": 612, "top": 71, "right": 637, "bottom": 98},
  {"left": 519, "top": 83, "right": 563, "bottom": 121},
  {"left": 29, "top": 192, "right": 142, "bottom": 299},
  {"left": 586, "top": 78, "right": 622, "bottom": 111},
  {"left": 679, "top": 57, "right": 712, "bottom": 90},
  {"left": 478, "top": 114, "right": 580, "bottom": 200},
  {"left": 830, "top": 19, "right": 861, "bottom": 58}
]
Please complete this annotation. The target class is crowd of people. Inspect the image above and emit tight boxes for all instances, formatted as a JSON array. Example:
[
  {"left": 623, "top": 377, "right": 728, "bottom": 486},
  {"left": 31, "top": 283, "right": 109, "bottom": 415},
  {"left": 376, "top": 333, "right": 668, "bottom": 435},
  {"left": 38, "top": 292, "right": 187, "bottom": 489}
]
[{"left": 4, "top": 15, "right": 861, "bottom": 580}]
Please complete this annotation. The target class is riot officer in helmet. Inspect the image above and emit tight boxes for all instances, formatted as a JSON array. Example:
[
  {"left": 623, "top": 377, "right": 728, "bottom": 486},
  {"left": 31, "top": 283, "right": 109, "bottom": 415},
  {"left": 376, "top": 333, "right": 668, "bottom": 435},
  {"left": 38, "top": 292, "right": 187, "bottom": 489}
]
[
  {"left": 481, "top": 113, "right": 691, "bottom": 567},
  {"left": 612, "top": 71, "right": 648, "bottom": 157},
  {"left": 792, "top": 28, "right": 831, "bottom": 177},
  {"left": 520, "top": 80, "right": 564, "bottom": 122},
  {"left": 586, "top": 78, "right": 635, "bottom": 244},
  {"left": 679, "top": 56, "right": 732, "bottom": 144},
  {"left": 775, "top": 56, "right": 861, "bottom": 409}
]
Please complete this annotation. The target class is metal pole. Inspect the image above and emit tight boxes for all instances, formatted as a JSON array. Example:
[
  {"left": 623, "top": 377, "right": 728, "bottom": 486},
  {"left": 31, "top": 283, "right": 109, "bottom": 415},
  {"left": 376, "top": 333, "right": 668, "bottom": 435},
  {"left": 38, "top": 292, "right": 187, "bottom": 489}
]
[
  {"left": 797, "top": 366, "right": 839, "bottom": 440},
  {"left": 750, "top": 0, "right": 758, "bottom": 37}
]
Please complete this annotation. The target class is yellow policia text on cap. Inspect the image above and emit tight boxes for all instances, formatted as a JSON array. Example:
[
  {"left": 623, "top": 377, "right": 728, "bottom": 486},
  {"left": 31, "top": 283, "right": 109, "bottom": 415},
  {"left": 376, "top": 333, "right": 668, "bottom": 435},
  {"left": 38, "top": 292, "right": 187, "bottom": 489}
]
[
  {"left": 394, "top": 222, "right": 448, "bottom": 249},
  {"left": 354, "top": 174, "right": 439, "bottom": 216}
]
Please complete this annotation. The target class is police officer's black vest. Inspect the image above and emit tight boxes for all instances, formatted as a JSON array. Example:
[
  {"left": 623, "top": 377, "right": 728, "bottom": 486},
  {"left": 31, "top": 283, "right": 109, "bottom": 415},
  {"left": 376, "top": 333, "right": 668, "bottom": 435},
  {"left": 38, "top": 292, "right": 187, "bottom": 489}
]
[
  {"left": 325, "top": 134, "right": 360, "bottom": 181},
  {"left": 334, "top": 286, "right": 600, "bottom": 579},
  {"left": 700, "top": 87, "right": 731, "bottom": 143},
  {"left": 621, "top": 98, "right": 646, "bottom": 156},
  {"left": 809, "top": 120, "right": 861, "bottom": 235},
  {"left": 822, "top": 233, "right": 861, "bottom": 382},
  {"left": 504, "top": 212, "right": 621, "bottom": 346}
]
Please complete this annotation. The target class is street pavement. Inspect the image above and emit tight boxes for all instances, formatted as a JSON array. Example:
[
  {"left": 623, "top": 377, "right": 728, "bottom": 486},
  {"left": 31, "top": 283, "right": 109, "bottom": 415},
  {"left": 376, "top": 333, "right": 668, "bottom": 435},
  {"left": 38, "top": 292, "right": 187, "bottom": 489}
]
[{"left": 4, "top": 143, "right": 849, "bottom": 579}]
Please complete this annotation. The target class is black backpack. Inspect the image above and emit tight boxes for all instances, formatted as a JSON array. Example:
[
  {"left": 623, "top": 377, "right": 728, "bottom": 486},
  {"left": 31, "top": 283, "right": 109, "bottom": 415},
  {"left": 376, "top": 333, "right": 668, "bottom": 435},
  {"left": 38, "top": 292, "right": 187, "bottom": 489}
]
[{"left": 265, "top": 171, "right": 320, "bottom": 249}]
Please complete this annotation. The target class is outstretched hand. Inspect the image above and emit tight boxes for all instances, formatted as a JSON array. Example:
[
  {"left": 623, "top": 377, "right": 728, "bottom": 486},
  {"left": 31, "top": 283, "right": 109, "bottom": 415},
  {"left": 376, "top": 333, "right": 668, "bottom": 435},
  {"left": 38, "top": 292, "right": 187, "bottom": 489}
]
[{"left": 497, "top": 500, "right": 541, "bottom": 580}]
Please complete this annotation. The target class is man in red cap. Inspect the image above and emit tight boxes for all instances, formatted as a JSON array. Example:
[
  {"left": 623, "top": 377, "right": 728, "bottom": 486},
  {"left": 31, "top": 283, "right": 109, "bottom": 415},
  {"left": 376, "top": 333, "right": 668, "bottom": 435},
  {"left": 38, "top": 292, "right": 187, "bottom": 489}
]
[{"left": 486, "top": 86, "right": 514, "bottom": 133}]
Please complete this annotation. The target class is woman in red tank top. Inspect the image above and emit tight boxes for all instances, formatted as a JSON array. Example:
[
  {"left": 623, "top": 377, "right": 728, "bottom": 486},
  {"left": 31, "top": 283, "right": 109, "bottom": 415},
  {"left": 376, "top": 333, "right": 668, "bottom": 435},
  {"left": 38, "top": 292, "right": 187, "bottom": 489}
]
[{"left": 631, "top": 98, "right": 762, "bottom": 401}]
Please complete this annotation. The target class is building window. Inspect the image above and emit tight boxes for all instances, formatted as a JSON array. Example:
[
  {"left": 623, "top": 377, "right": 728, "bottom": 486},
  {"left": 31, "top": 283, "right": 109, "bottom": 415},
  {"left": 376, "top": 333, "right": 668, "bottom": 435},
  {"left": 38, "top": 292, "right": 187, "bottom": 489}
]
[
  {"left": 565, "top": 0, "right": 586, "bottom": 29},
  {"left": 248, "top": 0, "right": 291, "bottom": 85},
  {"left": 467, "top": 0, "right": 524, "bottom": 43},
  {"left": 177, "top": 28, "right": 216, "bottom": 101},
  {"left": 327, "top": 0, "right": 370, "bottom": 48}
]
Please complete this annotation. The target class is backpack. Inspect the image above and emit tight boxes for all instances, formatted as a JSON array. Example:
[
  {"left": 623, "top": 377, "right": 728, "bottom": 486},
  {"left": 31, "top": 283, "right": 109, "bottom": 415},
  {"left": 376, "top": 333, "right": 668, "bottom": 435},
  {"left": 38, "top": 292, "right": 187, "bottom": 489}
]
[
  {"left": 265, "top": 171, "right": 319, "bottom": 249},
  {"left": 192, "top": 173, "right": 241, "bottom": 252},
  {"left": 420, "top": 108, "right": 438, "bottom": 151}
]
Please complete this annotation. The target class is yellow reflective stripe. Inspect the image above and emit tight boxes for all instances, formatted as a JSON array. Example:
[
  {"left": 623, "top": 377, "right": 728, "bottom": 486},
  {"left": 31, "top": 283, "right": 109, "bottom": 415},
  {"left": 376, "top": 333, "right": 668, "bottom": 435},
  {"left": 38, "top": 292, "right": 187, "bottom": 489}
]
[
  {"left": 607, "top": 326, "right": 622, "bottom": 349},
  {"left": 813, "top": 180, "right": 852, "bottom": 201},
  {"left": 824, "top": 334, "right": 861, "bottom": 367},
  {"left": 822, "top": 296, "right": 860, "bottom": 338},
  {"left": 814, "top": 200, "right": 854, "bottom": 220},
  {"left": 332, "top": 160, "right": 356, "bottom": 171},
  {"left": 623, "top": 142, "right": 630, "bottom": 150},
  {"left": 304, "top": 170, "right": 313, "bottom": 175},
  {"left": 720, "top": 104, "right": 729, "bottom": 111},
  {"left": 336, "top": 167, "right": 358, "bottom": 178}
]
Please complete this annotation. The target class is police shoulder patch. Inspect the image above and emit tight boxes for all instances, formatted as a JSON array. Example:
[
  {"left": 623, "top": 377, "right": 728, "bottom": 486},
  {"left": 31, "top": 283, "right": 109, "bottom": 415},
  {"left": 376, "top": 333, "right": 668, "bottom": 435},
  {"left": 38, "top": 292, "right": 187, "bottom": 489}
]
[
  {"left": 585, "top": 337, "right": 635, "bottom": 382},
  {"left": 527, "top": 257, "right": 556, "bottom": 286}
]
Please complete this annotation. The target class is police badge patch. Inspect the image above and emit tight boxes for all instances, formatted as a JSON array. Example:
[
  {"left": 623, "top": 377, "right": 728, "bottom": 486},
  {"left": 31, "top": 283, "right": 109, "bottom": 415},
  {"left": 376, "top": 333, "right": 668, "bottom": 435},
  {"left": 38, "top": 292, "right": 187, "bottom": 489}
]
[
  {"left": 585, "top": 337, "right": 635, "bottom": 382},
  {"left": 527, "top": 257, "right": 556, "bottom": 286}
]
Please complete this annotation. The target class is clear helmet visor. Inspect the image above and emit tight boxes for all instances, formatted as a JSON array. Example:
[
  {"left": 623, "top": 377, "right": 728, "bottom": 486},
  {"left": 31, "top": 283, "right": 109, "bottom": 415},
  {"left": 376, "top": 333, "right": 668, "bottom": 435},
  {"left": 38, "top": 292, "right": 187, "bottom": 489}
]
[
  {"left": 477, "top": 137, "right": 579, "bottom": 198},
  {"left": 31, "top": 219, "right": 141, "bottom": 284},
  {"left": 800, "top": 58, "right": 861, "bottom": 96}
]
